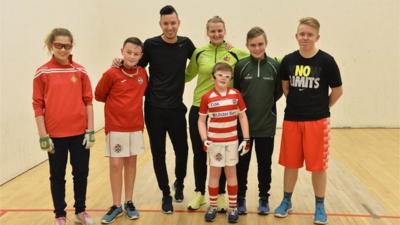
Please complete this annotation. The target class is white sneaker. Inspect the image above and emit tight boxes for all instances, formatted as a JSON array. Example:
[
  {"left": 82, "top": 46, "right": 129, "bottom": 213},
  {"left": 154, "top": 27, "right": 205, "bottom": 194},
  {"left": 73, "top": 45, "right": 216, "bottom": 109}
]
[
  {"left": 55, "top": 217, "right": 66, "bottom": 225},
  {"left": 75, "top": 211, "right": 95, "bottom": 225}
]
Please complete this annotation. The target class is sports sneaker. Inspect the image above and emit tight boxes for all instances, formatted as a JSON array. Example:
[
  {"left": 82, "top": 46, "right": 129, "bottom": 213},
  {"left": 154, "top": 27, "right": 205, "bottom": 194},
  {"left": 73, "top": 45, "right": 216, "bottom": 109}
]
[
  {"left": 314, "top": 203, "right": 328, "bottom": 224},
  {"left": 75, "top": 211, "right": 95, "bottom": 225},
  {"left": 173, "top": 180, "right": 184, "bottom": 202},
  {"left": 237, "top": 197, "right": 247, "bottom": 215},
  {"left": 162, "top": 195, "right": 174, "bottom": 214},
  {"left": 187, "top": 192, "right": 206, "bottom": 210},
  {"left": 258, "top": 197, "right": 269, "bottom": 215},
  {"left": 217, "top": 194, "right": 228, "bottom": 212},
  {"left": 227, "top": 208, "right": 239, "bottom": 223},
  {"left": 124, "top": 201, "right": 139, "bottom": 219},
  {"left": 101, "top": 205, "right": 123, "bottom": 224},
  {"left": 55, "top": 217, "right": 66, "bottom": 225},
  {"left": 204, "top": 206, "right": 218, "bottom": 222},
  {"left": 274, "top": 199, "right": 292, "bottom": 218}
]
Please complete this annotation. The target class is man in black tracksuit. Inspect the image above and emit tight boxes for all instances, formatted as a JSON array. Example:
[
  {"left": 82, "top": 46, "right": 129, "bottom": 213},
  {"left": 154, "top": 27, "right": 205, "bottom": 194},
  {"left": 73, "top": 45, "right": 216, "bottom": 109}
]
[{"left": 140, "top": 5, "right": 195, "bottom": 213}]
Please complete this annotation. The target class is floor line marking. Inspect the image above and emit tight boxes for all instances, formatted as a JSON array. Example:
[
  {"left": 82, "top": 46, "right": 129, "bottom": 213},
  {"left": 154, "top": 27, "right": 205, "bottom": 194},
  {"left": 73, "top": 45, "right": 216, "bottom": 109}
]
[{"left": 0, "top": 208, "right": 399, "bottom": 219}]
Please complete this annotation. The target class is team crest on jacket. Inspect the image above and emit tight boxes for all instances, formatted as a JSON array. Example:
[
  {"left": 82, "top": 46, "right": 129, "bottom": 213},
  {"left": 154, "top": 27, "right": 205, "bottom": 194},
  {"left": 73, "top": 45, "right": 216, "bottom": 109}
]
[
  {"left": 114, "top": 144, "right": 122, "bottom": 153},
  {"left": 137, "top": 76, "right": 144, "bottom": 85},
  {"left": 70, "top": 74, "right": 77, "bottom": 83},
  {"left": 215, "top": 153, "right": 223, "bottom": 161},
  {"left": 223, "top": 55, "right": 230, "bottom": 62}
]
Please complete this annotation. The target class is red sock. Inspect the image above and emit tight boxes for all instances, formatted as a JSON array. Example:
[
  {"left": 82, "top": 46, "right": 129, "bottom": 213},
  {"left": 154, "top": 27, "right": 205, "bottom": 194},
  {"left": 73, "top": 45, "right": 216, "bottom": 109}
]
[
  {"left": 227, "top": 185, "right": 238, "bottom": 208},
  {"left": 208, "top": 186, "right": 219, "bottom": 207}
]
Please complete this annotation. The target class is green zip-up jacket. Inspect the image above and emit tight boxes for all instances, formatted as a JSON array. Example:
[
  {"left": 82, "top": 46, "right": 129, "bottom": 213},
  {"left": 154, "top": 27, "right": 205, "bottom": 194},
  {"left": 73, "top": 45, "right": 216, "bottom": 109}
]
[
  {"left": 185, "top": 42, "right": 249, "bottom": 106},
  {"left": 234, "top": 54, "right": 283, "bottom": 137}
]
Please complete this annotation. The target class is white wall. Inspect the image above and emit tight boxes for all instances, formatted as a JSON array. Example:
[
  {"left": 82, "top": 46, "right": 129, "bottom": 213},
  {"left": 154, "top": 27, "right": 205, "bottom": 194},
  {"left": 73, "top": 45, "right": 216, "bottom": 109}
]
[{"left": 1, "top": 0, "right": 399, "bottom": 184}]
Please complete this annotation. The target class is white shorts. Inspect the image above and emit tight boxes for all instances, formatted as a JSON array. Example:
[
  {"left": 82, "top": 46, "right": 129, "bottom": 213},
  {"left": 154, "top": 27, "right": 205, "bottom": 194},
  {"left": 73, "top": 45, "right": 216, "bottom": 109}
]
[
  {"left": 207, "top": 142, "right": 239, "bottom": 167},
  {"left": 105, "top": 131, "right": 145, "bottom": 157}
]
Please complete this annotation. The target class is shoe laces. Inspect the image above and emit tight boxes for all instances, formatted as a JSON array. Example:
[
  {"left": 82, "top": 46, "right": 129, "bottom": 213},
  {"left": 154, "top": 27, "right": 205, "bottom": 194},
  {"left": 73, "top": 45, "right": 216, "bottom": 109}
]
[
  {"left": 229, "top": 208, "right": 238, "bottom": 216},
  {"left": 106, "top": 205, "right": 119, "bottom": 215},
  {"left": 316, "top": 204, "right": 326, "bottom": 215},
  {"left": 126, "top": 201, "right": 136, "bottom": 211},
  {"left": 207, "top": 207, "right": 217, "bottom": 214}
]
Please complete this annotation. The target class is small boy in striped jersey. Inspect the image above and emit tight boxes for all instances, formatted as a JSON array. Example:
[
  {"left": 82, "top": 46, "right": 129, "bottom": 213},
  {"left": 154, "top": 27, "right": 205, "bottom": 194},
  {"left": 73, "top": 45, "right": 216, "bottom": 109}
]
[{"left": 198, "top": 62, "right": 251, "bottom": 223}]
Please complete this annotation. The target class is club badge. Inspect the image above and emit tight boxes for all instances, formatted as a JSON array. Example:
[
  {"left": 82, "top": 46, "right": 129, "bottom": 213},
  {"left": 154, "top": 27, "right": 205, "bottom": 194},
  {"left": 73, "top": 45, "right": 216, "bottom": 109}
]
[
  {"left": 114, "top": 144, "right": 122, "bottom": 153},
  {"left": 215, "top": 153, "right": 223, "bottom": 161},
  {"left": 137, "top": 76, "right": 144, "bottom": 85}
]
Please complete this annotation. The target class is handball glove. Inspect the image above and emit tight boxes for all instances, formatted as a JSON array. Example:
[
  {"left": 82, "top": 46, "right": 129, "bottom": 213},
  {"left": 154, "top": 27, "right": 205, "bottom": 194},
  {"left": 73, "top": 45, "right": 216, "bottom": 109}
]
[
  {"left": 39, "top": 135, "right": 55, "bottom": 154},
  {"left": 238, "top": 138, "right": 251, "bottom": 156},
  {"left": 82, "top": 130, "right": 95, "bottom": 149},
  {"left": 203, "top": 139, "right": 213, "bottom": 152}
]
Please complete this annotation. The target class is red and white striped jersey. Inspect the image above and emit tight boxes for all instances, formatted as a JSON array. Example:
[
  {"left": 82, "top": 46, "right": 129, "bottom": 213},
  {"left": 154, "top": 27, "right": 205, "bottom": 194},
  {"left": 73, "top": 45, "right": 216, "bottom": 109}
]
[
  {"left": 32, "top": 55, "right": 93, "bottom": 138},
  {"left": 199, "top": 87, "right": 246, "bottom": 143}
]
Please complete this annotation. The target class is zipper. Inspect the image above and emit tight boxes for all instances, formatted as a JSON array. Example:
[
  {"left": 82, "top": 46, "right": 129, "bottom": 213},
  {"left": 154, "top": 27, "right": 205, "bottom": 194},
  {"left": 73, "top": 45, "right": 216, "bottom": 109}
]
[
  {"left": 257, "top": 60, "right": 260, "bottom": 78},
  {"left": 214, "top": 47, "right": 217, "bottom": 63}
]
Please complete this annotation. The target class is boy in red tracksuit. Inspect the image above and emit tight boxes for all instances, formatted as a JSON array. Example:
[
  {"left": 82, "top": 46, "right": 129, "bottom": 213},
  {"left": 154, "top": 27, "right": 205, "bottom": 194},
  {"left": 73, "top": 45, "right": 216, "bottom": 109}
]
[{"left": 95, "top": 37, "right": 148, "bottom": 224}]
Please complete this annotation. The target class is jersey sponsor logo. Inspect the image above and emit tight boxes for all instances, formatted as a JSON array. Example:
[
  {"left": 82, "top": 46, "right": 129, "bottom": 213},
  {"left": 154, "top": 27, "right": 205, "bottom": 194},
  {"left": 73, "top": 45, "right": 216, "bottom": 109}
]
[
  {"left": 210, "top": 110, "right": 238, "bottom": 118},
  {"left": 210, "top": 102, "right": 220, "bottom": 107},
  {"left": 262, "top": 76, "right": 273, "bottom": 80},
  {"left": 244, "top": 73, "right": 252, "bottom": 80}
]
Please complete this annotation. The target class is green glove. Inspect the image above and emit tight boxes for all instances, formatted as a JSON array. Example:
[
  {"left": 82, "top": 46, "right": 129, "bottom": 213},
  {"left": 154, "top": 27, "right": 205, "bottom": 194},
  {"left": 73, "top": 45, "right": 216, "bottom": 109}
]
[
  {"left": 82, "top": 130, "right": 95, "bottom": 149},
  {"left": 39, "top": 136, "right": 55, "bottom": 154}
]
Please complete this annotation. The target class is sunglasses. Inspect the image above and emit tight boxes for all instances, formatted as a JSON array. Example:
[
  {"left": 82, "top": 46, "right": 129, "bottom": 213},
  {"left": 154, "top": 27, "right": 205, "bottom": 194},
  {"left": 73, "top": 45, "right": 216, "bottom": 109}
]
[{"left": 53, "top": 43, "right": 73, "bottom": 50}]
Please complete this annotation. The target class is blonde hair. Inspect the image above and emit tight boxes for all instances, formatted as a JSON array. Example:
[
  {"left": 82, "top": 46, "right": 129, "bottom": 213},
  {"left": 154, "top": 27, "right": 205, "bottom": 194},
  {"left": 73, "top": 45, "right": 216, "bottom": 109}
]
[
  {"left": 206, "top": 16, "right": 226, "bottom": 30},
  {"left": 299, "top": 17, "right": 320, "bottom": 32},
  {"left": 246, "top": 26, "right": 267, "bottom": 44},
  {"left": 44, "top": 28, "right": 73, "bottom": 53}
]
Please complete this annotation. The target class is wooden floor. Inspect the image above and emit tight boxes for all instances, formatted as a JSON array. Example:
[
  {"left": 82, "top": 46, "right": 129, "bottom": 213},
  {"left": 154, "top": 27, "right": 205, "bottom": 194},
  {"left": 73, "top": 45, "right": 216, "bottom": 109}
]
[{"left": 0, "top": 129, "right": 399, "bottom": 225}]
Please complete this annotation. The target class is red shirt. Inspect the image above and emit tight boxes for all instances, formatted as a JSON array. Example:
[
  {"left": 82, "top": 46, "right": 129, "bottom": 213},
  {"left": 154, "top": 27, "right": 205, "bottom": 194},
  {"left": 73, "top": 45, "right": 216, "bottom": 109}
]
[
  {"left": 32, "top": 56, "right": 93, "bottom": 138},
  {"left": 95, "top": 66, "right": 148, "bottom": 134},
  {"left": 199, "top": 87, "right": 246, "bottom": 143}
]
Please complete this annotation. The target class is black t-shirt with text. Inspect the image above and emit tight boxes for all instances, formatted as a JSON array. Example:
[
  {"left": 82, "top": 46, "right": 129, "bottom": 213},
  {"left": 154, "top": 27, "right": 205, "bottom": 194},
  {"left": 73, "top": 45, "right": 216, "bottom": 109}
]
[
  {"left": 279, "top": 50, "right": 342, "bottom": 121},
  {"left": 140, "top": 36, "right": 195, "bottom": 108}
]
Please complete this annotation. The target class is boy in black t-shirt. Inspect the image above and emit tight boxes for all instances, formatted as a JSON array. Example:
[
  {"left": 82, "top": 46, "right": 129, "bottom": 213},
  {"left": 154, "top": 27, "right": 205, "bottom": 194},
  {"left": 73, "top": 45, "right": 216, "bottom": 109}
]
[{"left": 274, "top": 17, "right": 343, "bottom": 225}]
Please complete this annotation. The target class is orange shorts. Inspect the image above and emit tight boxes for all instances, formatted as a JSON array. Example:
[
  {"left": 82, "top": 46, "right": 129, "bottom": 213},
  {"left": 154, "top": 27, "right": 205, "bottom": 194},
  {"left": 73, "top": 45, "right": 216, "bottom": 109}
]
[{"left": 279, "top": 118, "right": 330, "bottom": 172}]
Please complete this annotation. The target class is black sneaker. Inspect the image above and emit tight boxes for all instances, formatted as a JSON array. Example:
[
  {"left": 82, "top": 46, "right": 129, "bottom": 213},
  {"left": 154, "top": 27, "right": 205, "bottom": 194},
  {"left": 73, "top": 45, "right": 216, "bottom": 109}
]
[
  {"left": 173, "top": 180, "right": 184, "bottom": 202},
  {"left": 162, "top": 195, "right": 174, "bottom": 214}
]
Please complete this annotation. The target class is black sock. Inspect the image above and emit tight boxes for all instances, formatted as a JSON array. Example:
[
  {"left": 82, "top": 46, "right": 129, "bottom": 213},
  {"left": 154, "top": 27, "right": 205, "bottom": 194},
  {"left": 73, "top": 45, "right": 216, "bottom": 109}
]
[
  {"left": 315, "top": 196, "right": 325, "bottom": 205},
  {"left": 283, "top": 192, "right": 292, "bottom": 201}
]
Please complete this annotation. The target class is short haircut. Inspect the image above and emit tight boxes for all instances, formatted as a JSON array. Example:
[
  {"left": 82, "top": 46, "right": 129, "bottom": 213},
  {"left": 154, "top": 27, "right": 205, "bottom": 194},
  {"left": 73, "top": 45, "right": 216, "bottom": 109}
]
[
  {"left": 299, "top": 17, "right": 320, "bottom": 32},
  {"left": 206, "top": 16, "right": 225, "bottom": 30},
  {"left": 211, "top": 62, "right": 233, "bottom": 79},
  {"left": 160, "top": 5, "right": 178, "bottom": 17},
  {"left": 246, "top": 26, "right": 267, "bottom": 43},
  {"left": 123, "top": 37, "right": 143, "bottom": 50}
]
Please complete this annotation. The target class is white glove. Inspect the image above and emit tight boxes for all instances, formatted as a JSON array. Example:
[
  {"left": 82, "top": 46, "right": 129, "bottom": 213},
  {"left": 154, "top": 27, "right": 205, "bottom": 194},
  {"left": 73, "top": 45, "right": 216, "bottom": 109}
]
[
  {"left": 238, "top": 139, "right": 251, "bottom": 156},
  {"left": 39, "top": 135, "right": 55, "bottom": 154},
  {"left": 82, "top": 130, "right": 95, "bottom": 149},
  {"left": 203, "top": 139, "right": 213, "bottom": 152}
]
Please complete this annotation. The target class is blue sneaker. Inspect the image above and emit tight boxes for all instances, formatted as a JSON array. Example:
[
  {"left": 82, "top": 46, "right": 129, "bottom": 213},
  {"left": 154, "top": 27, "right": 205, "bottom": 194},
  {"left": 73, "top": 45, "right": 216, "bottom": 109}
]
[
  {"left": 205, "top": 206, "right": 217, "bottom": 222},
  {"left": 227, "top": 208, "right": 239, "bottom": 223},
  {"left": 274, "top": 199, "right": 292, "bottom": 218},
  {"left": 237, "top": 197, "right": 247, "bottom": 215},
  {"left": 124, "top": 201, "right": 139, "bottom": 219},
  {"left": 101, "top": 205, "right": 123, "bottom": 224},
  {"left": 258, "top": 197, "right": 269, "bottom": 215},
  {"left": 314, "top": 203, "right": 328, "bottom": 224}
]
